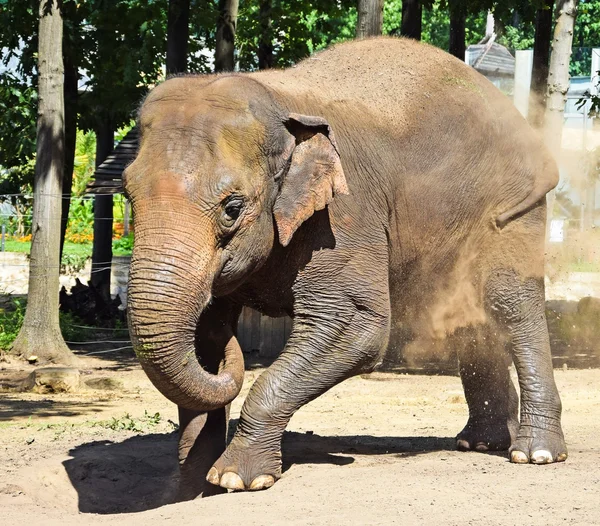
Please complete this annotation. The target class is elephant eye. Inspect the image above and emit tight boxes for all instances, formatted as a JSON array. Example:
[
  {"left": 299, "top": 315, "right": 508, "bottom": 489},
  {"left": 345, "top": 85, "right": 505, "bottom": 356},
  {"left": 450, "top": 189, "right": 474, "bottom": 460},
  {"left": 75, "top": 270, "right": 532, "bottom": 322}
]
[{"left": 221, "top": 198, "right": 244, "bottom": 228}]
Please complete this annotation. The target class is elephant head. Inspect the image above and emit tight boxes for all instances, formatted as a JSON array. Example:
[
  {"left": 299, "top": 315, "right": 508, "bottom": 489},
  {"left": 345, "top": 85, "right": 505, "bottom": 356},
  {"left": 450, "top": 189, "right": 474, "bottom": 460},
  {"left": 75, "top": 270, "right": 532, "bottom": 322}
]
[{"left": 124, "top": 75, "right": 348, "bottom": 412}]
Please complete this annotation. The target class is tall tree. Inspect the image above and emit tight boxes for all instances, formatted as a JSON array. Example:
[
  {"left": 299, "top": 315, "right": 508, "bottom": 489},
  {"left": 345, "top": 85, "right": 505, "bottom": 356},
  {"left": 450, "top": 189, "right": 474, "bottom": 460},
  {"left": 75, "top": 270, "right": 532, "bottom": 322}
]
[
  {"left": 544, "top": 0, "right": 579, "bottom": 235},
  {"left": 11, "top": 0, "right": 75, "bottom": 365},
  {"left": 167, "top": 0, "right": 190, "bottom": 75},
  {"left": 356, "top": 0, "right": 384, "bottom": 38},
  {"left": 401, "top": 0, "right": 422, "bottom": 40},
  {"left": 258, "top": 0, "right": 274, "bottom": 69},
  {"left": 448, "top": 0, "right": 466, "bottom": 59},
  {"left": 215, "top": 0, "right": 239, "bottom": 72},
  {"left": 544, "top": 0, "right": 579, "bottom": 155},
  {"left": 529, "top": 0, "right": 555, "bottom": 128}
]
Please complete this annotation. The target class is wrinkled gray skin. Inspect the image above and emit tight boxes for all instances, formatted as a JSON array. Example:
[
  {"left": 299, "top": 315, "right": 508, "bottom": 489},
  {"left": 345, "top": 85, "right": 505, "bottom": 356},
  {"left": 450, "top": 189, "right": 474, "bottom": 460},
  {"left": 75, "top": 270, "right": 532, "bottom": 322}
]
[{"left": 124, "top": 37, "right": 567, "bottom": 495}]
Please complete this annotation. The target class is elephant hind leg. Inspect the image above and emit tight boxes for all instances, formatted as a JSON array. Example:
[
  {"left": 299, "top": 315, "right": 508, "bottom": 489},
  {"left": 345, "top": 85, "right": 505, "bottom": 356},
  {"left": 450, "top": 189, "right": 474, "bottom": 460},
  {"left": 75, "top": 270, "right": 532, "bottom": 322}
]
[
  {"left": 484, "top": 268, "right": 567, "bottom": 464},
  {"left": 455, "top": 325, "right": 519, "bottom": 452}
]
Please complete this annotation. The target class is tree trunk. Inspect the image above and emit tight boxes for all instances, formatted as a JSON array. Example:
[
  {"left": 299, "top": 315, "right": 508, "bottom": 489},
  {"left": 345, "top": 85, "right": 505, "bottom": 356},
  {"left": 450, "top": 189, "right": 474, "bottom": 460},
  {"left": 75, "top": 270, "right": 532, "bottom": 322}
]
[
  {"left": 544, "top": 0, "right": 579, "bottom": 155},
  {"left": 90, "top": 120, "right": 114, "bottom": 303},
  {"left": 449, "top": 0, "right": 466, "bottom": 60},
  {"left": 529, "top": 0, "right": 555, "bottom": 128},
  {"left": 215, "top": 0, "right": 239, "bottom": 73},
  {"left": 11, "top": 0, "right": 76, "bottom": 366},
  {"left": 401, "top": 0, "right": 422, "bottom": 40},
  {"left": 258, "top": 0, "right": 273, "bottom": 70},
  {"left": 356, "top": 0, "right": 384, "bottom": 39},
  {"left": 544, "top": 0, "right": 579, "bottom": 237},
  {"left": 167, "top": 0, "right": 190, "bottom": 75},
  {"left": 59, "top": 52, "right": 78, "bottom": 261}
]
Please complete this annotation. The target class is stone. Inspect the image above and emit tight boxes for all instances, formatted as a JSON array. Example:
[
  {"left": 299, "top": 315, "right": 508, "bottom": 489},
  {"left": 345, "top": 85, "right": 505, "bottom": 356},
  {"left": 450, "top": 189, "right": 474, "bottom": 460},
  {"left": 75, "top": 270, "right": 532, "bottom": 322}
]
[{"left": 22, "top": 367, "right": 80, "bottom": 393}]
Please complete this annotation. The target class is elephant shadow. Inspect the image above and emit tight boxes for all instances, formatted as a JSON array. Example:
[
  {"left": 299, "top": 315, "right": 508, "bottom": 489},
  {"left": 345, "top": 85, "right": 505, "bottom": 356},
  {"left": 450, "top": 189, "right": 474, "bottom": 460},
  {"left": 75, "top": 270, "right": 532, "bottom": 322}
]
[{"left": 62, "top": 425, "right": 496, "bottom": 514}]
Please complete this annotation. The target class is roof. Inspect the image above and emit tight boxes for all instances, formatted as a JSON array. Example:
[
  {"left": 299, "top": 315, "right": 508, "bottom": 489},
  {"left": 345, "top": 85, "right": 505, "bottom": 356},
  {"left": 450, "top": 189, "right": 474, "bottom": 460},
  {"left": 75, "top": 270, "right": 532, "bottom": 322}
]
[
  {"left": 466, "top": 40, "right": 515, "bottom": 77},
  {"left": 87, "top": 127, "right": 139, "bottom": 194}
]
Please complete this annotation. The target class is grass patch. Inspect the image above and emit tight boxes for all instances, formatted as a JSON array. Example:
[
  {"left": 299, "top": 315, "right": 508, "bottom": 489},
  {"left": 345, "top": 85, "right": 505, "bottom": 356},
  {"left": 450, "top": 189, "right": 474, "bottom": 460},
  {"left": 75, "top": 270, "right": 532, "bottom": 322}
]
[
  {"left": 0, "top": 411, "right": 178, "bottom": 440},
  {"left": 1, "top": 239, "right": 93, "bottom": 257},
  {"left": 0, "top": 298, "right": 104, "bottom": 351}
]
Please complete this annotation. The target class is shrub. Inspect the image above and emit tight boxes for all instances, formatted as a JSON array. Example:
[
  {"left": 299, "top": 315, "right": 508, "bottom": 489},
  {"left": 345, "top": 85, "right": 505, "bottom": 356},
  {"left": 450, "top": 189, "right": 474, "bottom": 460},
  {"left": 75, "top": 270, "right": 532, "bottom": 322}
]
[{"left": 113, "top": 232, "right": 134, "bottom": 255}]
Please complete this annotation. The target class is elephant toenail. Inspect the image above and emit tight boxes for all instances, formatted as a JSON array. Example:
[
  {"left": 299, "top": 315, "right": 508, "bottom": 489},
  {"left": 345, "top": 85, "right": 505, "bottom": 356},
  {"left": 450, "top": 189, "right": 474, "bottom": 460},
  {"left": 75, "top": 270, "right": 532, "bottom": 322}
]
[
  {"left": 531, "top": 450, "right": 553, "bottom": 464},
  {"left": 475, "top": 442, "right": 489, "bottom": 452},
  {"left": 219, "top": 472, "right": 245, "bottom": 491},
  {"left": 456, "top": 439, "right": 471, "bottom": 451},
  {"left": 206, "top": 467, "right": 220, "bottom": 485},
  {"left": 557, "top": 452, "right": 568, "bottom": 462},
  {"left": 510, "top": 450, "right": 529, "bottom": 464},
  {"left": 249, "top": 475, "right": 275, "bottom": 491}
]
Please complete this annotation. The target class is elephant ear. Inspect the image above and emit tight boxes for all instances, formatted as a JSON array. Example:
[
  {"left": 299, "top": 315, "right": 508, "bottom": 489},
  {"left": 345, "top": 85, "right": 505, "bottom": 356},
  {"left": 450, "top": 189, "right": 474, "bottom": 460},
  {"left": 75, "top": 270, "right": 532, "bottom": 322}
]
[{"left": 273, "top": 113, "right": 349, "bottom": 247}]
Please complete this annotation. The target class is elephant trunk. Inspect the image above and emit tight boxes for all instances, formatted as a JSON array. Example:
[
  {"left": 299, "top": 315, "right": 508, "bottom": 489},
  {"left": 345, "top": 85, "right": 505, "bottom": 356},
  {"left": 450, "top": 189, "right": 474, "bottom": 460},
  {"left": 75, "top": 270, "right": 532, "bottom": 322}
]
[{"left": 127, "top": 203, "right": 244, "bottom": 411}]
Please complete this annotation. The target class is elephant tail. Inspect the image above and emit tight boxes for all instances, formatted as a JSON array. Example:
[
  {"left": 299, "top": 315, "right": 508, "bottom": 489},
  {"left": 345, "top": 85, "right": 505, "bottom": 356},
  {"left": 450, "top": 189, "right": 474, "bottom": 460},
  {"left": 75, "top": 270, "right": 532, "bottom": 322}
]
[{"left": 495, "top": 157, "right": 559, "bottom": 229}]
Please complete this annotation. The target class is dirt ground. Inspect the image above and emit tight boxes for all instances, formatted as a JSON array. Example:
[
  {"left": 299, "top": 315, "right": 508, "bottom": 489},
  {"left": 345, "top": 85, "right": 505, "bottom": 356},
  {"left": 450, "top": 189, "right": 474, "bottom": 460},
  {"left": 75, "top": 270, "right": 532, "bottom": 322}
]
[{"left": 1, "top": 346, "right": 599, "bottom": 526}]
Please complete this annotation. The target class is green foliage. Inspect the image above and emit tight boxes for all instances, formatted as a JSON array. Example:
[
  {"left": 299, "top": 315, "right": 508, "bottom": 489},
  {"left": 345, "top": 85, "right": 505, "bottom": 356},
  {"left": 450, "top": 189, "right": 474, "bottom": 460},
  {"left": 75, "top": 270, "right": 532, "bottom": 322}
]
[
  {"left": 58, "top": 311, "right": 97, "bottom": 342},
  {"left": 72, "top": 130, "right": 97, "bottom": 196},
  {"left": 572, "top": 0, "right": 600, "bottom": 76},
  {"left": 102, "top": 411, "right": 164, "bottom": 432},
  {"left": 67, "top": 197, "right": 94, "bottom": 237},
  {"left": 0, "top": 298, "right": 25, "bottom": 351},
  {"left": 236, "top": 0, "right": 355, "bottom": 70},
  {"left": 112, "top": 233, "right": 134, "bottom": 256},
  {"left": 0, "top": 298, "right": 99, "bottom": 351}
]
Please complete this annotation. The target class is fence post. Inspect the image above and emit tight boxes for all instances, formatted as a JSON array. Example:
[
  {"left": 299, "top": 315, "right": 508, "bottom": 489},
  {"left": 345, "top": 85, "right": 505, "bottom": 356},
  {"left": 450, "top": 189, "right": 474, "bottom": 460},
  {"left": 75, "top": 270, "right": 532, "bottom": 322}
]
[
  {"left": 1, "top": 224, "right": 5, "bottom": 252},
  {"left": 513, "top": 49, "right": 533, "bottom": 118}
]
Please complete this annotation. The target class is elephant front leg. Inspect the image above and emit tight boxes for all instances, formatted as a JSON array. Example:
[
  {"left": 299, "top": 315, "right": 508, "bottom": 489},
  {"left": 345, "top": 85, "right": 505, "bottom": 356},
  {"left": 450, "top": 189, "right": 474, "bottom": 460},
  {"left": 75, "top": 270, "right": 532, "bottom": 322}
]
[
  {"left": 177, "top": 407, "right": 228, "bottom": 499},
  {"left": 207, "top": 297, "right": 390, "bottom": 491}
]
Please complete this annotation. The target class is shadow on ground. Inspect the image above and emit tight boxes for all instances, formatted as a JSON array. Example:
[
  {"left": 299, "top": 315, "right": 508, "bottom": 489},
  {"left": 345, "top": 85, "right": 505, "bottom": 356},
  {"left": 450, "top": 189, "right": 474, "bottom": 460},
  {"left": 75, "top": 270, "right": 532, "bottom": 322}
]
[
  {"left": 62, "top": 428, "right": 485, "bottom": 514},
  {"left": 0, "top": 396, "right": 109, "bottom": 421}
]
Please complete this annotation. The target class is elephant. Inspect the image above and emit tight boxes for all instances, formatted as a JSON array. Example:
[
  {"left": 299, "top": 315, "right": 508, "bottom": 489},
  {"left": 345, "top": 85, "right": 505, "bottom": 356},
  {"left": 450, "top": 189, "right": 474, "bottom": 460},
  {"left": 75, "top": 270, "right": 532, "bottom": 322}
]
[{"left": 124, "top": 36, "right": 567, "bottom": 495}]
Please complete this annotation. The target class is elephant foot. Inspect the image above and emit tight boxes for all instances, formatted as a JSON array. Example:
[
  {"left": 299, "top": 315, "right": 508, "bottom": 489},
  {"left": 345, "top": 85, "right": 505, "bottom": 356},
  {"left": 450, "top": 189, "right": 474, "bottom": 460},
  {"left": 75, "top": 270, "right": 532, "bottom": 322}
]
[
  {"left": 206, "top": 435, "right": 282, "bottom": 491},
  {"left": 456, "top": 417, "right": 518, "bottom": 452},
  {"left": 509, "top": 417, "right": 568, "bottom": 465}
]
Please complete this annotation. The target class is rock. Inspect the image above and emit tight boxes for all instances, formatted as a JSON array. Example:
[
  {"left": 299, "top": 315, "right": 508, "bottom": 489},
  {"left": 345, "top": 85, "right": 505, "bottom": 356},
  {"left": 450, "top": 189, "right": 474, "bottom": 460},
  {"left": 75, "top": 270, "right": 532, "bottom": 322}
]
[
  {"left": 22, "top": 367, "right": 80, "bottom": 393},
  {"left": 84, "top": 376, "right": 123, "bottom": 391},
  {"left": 27, "top": 355, "right": 38, "bottom": 364},
  {"left": 577, "top": 296, "right": 600, "bottom": 316}
]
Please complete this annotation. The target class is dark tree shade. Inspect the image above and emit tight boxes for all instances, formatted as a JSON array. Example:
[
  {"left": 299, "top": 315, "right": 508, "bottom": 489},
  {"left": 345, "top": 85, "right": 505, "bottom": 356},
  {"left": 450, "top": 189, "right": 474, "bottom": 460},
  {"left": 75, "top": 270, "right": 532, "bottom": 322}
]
[
  {"left": 258, "top": 0, "right": 274, "bottom": 70},
  {"left": 356, "top": 0, "right": 384, "bottom": 38},
  {"left": 167, "top": 0, "right": 190, "bottom": 74},
  {"left": 90, "top": 120, "right": 114, "bottom": 303},
  {"left": 529, "top": 0, "right": 555, "bottom": 128},
  {"left": 60, "top": 48, "right": 78, "bottom": 261},
  {"left": 449, "top": 0, "right": 466, "bottom": 60},
  {"left": 401, "top": 0, "right": 422, "bottom": 40}
]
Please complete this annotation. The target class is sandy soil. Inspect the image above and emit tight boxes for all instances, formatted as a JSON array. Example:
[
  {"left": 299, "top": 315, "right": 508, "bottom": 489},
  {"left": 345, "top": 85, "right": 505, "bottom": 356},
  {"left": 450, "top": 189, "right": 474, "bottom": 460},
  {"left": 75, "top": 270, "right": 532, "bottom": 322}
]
[{"left": 1, "top": 351, "right": 599, "bottom": 526}]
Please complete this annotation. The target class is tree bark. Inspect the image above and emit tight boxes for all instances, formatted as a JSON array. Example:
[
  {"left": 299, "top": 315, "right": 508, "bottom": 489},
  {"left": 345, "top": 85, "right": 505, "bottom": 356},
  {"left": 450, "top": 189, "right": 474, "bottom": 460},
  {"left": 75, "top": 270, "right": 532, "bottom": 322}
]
[
  {"left": 544, "top": 0, "right": 579, "bottom": 237},
  {"left": 356, "top": 0, "right": 384, "bottom": 39},
  {"left": 90, "top": 119, "right": 114, "bottom": 303},
  {"left": 258, "top": 0, "right": 273, "bottom": 70},
  {"left": 215, "top": 0, "right": 239, "bottom": 73},
  {"left": 167, "top": 0, "right": 190, "bottom": 75},
  {"left": 449, "top": 0, "right": 466, "bottom": 60},
  {"left": 12, "top": 0, "right": 76, "bottom": 365},
  {"left": 401, "top": 0, "right": 422, "bottom": 40},
  {"left": 544, "top": 0, "right": 579, "bottom": 155},
  {"left": 529, "top": 0, "right": 555, "bottom": 128}
]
